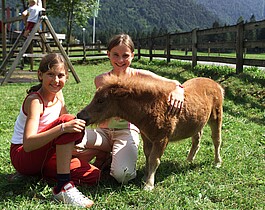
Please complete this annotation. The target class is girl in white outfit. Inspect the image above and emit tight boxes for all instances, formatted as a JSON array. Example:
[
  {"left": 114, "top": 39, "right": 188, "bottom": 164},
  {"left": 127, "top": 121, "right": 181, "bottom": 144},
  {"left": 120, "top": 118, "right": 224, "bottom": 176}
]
[{"left": 74, "top": 34, "right": 184, "bottom": 184}]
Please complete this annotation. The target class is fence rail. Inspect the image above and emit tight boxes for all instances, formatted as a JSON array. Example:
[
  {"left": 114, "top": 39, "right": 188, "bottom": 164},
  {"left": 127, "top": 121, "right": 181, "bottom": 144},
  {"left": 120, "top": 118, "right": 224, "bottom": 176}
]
[
  {"left": 0, "top": 41, "right": 107, "bottom": 67},
  {"left": 137, "top": 19, "right": 265, "bottom": 73}
]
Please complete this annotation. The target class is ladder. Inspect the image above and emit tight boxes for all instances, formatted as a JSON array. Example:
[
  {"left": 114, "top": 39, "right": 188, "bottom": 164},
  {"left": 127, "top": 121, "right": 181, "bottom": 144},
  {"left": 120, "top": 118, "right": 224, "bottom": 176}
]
[{"left": 0, "top": 15, "right": 80, "bottom": 85}]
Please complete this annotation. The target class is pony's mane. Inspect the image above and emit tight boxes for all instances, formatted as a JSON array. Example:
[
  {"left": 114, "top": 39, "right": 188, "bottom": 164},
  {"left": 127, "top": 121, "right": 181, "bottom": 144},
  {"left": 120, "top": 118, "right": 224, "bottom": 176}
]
[{"left": 101, "top": 73, "right": 174, "bottom": 95}]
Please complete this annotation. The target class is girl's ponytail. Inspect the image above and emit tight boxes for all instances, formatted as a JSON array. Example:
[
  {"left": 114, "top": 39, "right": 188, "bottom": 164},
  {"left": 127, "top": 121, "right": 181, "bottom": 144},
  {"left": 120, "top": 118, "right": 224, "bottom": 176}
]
[{"left": 27, "top": 83, "right": 42, "bottom": 94}]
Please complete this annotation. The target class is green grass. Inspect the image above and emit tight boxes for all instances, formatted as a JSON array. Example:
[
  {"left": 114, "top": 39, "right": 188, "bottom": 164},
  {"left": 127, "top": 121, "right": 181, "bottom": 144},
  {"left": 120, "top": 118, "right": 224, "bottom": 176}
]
[{"left": 0, "top": 58, "right": 264, "bottom": 209}]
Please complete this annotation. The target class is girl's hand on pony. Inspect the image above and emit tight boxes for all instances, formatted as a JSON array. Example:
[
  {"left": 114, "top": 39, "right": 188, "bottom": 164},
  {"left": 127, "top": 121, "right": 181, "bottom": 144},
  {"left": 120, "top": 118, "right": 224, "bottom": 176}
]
[{"left": 168, "top": 84, "right": 184, "bottom": 115}]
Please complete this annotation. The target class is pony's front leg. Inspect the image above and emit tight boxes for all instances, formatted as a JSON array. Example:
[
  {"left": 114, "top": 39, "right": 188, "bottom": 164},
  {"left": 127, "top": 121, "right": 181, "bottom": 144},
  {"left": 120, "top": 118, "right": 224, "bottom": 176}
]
[
  {"left": 141, "top": 134, "right": 152, "bottom": 182},
  {"left": 143, "top": 138, "right": 168, "bottom": 191}
]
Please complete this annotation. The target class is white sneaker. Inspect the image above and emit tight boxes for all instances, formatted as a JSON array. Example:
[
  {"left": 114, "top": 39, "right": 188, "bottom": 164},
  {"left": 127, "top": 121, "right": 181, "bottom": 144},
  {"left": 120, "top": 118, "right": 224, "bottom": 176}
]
[{"left": 52, "top": 181, "right": 94, "bottom": 208}]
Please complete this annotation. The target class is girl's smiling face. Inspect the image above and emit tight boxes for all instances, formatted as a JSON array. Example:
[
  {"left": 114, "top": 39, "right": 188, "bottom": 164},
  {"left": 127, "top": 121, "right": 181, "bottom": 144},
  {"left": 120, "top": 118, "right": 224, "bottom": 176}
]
[
  {"left": 107, "top": 44, "right": 134, "bottom": 73},
  {"left": 38, "top": 63, "right": 67, "bottom": 94}
]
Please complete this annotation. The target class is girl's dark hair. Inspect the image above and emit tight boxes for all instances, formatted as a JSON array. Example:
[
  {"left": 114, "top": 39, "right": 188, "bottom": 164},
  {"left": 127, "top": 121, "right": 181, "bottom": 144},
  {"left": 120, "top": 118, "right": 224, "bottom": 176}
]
[
  {"left": 107, "top": 34, "right": 134, "bottom": 52},
  {"left": 27, "top": 53, "right": 68, "bottom": 94}
]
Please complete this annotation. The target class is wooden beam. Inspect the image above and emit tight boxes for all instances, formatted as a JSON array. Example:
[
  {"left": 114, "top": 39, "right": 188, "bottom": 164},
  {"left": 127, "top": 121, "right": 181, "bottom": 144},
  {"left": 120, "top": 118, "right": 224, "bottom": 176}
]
[
  {"left": 23, "top": 53, "right": 46, "bottom": 58},
  {"left": 236, "top": 22, "right": 244, "bottom": 74},
  {"left": 192, "top": 29, "right": 198, "bottom": 68},
  {"left": 4, "top": 16, "right": 23, "bottom": 23},
  {"left": 43, "top": 16, "right": 80, "bottom": 83},
  {"left": 1, "top": 0, "right": 7, "bottom": 59}
]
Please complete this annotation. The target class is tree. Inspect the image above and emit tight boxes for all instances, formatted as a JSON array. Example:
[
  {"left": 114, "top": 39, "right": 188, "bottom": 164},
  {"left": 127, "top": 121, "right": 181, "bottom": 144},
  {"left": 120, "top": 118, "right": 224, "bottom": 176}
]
[
  {"left": 212, "top": 20, "right": 220, "bottom": 28},
  {"left": 47, "top": 0, "right": 98, "bottom": 52},
  {"left": 236, "top": 16, "right": 244, "bottom": 24},
  {"left": 246, "top": 14, "right": 257, "bottom": 42},
  {"left": 249, "top": 14, "right": 256, "bottom": 22}
]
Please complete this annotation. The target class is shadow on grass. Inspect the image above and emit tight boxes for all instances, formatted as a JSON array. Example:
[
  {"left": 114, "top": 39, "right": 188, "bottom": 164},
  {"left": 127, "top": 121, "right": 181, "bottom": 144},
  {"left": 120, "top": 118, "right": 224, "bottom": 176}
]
[
  {"left": 72, "top": 58, "right": 109, "bottom": 66},
  {"left": 0, "top": 172, "right": 44, "bottom": 201},
  {"left": 155, "top": 160, "right": 206, "bottom": 183},
  {"left": 88, "top": 160, "right": 206, "bottom": 194},
  {"left": 134, "top": 160, "right": 207, "bottom": 188},
  {"left": 0, "top": 160, "right": 209, "bottom": 201}
]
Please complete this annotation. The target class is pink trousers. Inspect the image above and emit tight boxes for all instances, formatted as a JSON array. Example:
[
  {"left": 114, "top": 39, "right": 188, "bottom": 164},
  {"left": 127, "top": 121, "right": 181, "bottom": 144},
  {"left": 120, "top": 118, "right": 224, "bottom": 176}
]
[{"left": 10, "top": 114, "right": 100, "bottom": 186}]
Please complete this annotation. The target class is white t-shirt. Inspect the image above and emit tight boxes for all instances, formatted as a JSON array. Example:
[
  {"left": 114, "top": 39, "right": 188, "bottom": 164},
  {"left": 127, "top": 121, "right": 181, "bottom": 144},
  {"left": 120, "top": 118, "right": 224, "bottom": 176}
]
[
  {"left": 11, "top": 93, "right": 62, "bottom": 144},
  {"left": 27, "top": 4, "right": 43, "bottom": 23}
]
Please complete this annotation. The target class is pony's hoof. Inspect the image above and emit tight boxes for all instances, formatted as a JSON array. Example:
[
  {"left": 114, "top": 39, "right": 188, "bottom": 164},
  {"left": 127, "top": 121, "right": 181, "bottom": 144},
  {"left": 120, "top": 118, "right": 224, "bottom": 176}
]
[
  {"left": 143, "top": 184, "right": 154, "bottom": 191},
  {"left": 215, "top": 162, "right": 222, "bottom": 168}
]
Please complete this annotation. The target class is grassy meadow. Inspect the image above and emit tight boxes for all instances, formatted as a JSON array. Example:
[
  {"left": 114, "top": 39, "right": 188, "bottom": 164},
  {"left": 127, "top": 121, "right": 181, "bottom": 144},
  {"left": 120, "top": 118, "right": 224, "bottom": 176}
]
[{"left": 0, "top": 58, "right": 264, "bottom": 209}]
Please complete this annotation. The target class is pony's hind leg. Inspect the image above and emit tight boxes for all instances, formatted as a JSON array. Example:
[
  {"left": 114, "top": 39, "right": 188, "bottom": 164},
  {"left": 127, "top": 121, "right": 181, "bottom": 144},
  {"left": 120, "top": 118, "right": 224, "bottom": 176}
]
[
  {"left": 209, "top": 110, "right": 222, "bottom": 167},
  {"left": 187, "top": 130, "right": 203, "bottom": 162},
  {"left": 210, "top": 123, "right": 222, "bottom": 167}
]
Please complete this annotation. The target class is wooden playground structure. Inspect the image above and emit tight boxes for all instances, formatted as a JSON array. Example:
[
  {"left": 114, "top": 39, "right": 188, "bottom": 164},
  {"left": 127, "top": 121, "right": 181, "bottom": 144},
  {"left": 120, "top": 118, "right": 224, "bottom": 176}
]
[{"left": 0, "top": 0, "right": 80, "bottom": 85}]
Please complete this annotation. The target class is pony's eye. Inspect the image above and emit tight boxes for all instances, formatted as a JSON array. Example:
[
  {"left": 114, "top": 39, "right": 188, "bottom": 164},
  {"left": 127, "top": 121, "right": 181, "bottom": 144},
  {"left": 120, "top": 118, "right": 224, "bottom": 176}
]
[{"left": 97, "top": 98, "right": 104, "bottom": 104}]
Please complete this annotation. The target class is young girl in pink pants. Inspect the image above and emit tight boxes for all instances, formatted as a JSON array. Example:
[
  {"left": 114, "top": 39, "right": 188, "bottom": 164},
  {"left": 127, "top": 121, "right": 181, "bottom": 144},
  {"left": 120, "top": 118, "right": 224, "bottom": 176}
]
[{"left": 10, "top": 53, "right": 100, "bottom": 208}]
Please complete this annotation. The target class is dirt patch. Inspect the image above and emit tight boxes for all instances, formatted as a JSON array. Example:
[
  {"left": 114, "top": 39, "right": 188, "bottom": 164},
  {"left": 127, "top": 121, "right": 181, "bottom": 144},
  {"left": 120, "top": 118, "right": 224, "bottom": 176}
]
[{"left": 0, "top": 70, "right": 38, "bottom": 84}]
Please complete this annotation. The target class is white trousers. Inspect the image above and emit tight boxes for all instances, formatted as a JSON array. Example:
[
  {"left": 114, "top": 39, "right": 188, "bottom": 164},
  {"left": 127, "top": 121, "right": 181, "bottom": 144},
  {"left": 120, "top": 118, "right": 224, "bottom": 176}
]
[{"left": 75, "top": 128, "right": 140, "bottom": 184}]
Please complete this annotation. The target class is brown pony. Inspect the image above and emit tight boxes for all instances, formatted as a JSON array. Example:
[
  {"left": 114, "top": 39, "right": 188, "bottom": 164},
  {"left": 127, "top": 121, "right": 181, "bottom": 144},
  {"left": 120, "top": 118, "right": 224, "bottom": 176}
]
[{"left": 77, "top": 74, "right": 224, "bottom": 190}]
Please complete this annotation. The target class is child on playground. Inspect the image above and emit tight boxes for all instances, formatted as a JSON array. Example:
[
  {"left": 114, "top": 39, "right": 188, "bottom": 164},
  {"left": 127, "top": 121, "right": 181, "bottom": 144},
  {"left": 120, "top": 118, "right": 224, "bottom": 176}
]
[
  {"left": 73, "top": 33, "right": 184, "bottom": 184},
  {"left": 22, "top": 0, "right": 44, "bottom": 37},
  {"left": 10, "top": 53, "right": 100, "bottom": 208}
]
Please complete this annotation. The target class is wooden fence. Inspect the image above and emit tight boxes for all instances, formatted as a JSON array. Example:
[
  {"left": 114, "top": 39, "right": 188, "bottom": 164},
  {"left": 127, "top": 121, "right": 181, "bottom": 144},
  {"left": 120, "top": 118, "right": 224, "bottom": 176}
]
[
  {"left": 2, "top": 4, "right": 265, "bottom": 73},
  {"left": 0, "top": 41, "right": 107, "bottom": 71},
  {"left": 137, "top": 20, "right": 265, "bottom": 73}
]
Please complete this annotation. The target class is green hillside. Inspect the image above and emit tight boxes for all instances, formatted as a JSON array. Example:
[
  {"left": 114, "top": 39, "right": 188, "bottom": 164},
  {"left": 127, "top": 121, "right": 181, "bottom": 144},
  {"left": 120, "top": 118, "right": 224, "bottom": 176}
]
[
  {"left": 92, "top": 0, "right": 264, "bottom": 42},
  {"left": 2, "top": 0, "right": 264, "bottom": 43},
  {"left": 197, "top": 0, "right": 264, "bottom": 24},
  {"left": 96, "top": 0, "right": 220, "bottom": 36}
]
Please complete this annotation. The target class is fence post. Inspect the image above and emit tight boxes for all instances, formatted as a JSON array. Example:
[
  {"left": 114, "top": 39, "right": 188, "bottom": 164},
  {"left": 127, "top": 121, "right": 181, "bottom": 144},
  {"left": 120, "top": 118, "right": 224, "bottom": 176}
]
[
  {"left": 149, "top": 37, "right": 153, "bottom": 62},
  {"left": 192, "top": 28, "right": 198, "bottom": 68},
  {"left": 1, "top": 1, "right": 7, "bottom": 60},
  {"left": 83, "top": 43, "right": 86, "bottom": 61},
  {"left": 137, "top": 39, "right": 141, "bottom": 60},
  {"left": 236, "top": 21, "right": 244, "bottom": 74},
  {"left": 166, "top": 33, "right": 171, "bottom": 63},
  {"left": 97, "top": 40, "right": 101, "bottom": 52}
]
